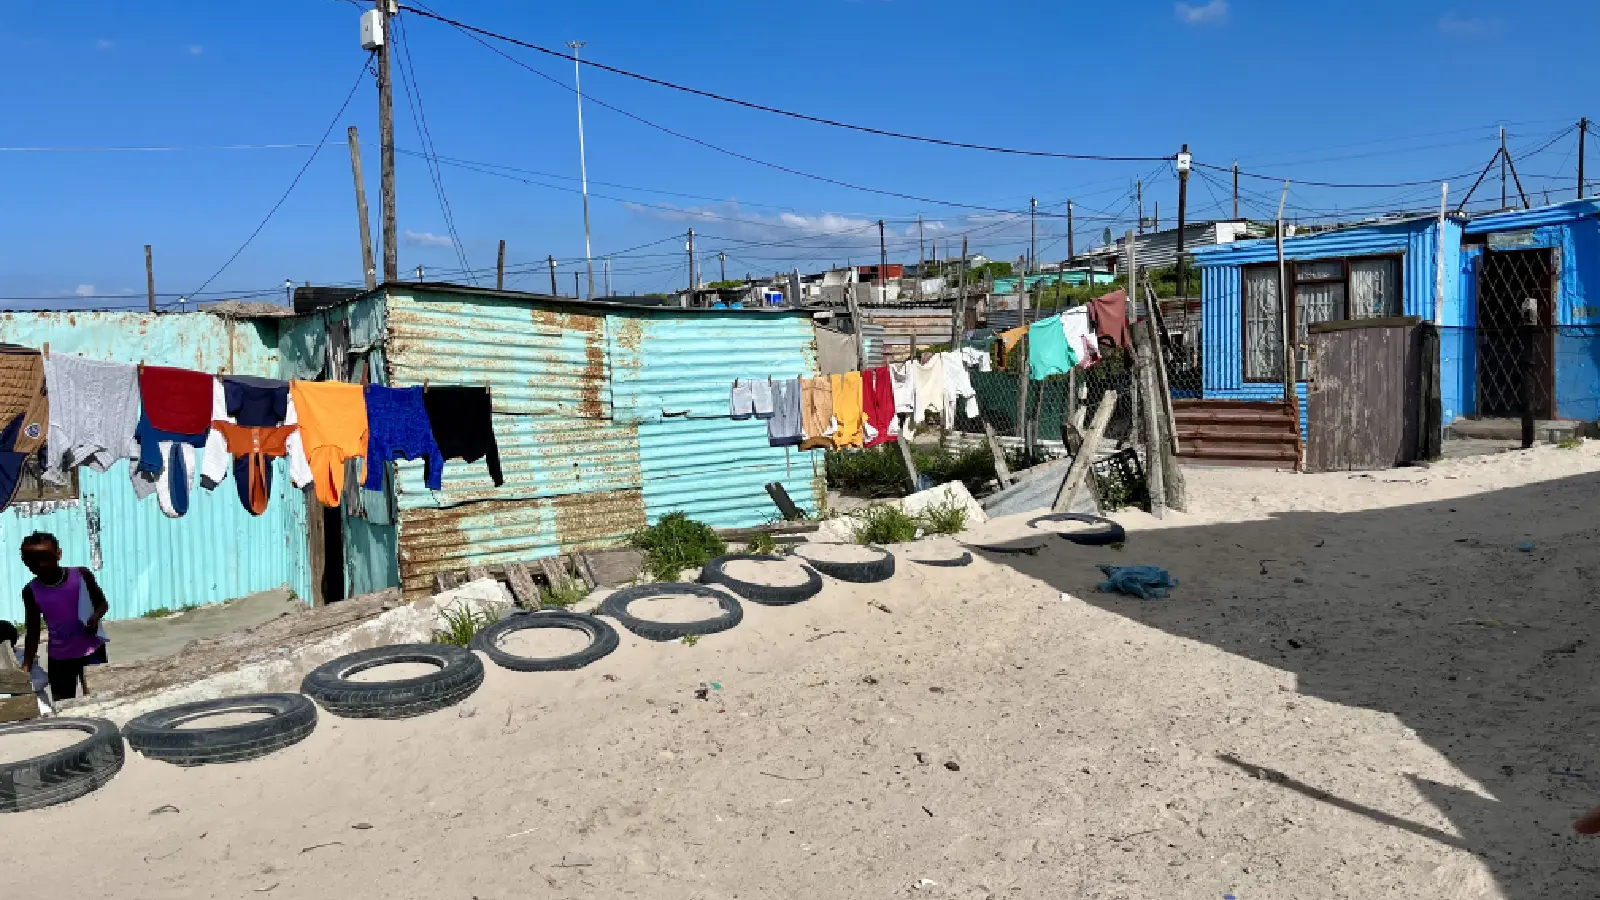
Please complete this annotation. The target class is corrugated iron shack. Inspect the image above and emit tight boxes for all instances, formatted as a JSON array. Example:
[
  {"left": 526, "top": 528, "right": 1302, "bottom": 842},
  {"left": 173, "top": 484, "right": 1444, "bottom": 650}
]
[
  {"left": 0, "top": 308, "right": 312, "bottom": 622},
  {"left": 327, "top": 283, "right": 822, "bottom": 599}
]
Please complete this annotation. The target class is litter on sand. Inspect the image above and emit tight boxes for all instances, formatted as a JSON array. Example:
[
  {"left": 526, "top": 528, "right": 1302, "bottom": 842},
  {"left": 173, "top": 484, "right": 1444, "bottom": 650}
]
[{"left": 1095, "top": 564, "right": 1178, "bottom": 600}]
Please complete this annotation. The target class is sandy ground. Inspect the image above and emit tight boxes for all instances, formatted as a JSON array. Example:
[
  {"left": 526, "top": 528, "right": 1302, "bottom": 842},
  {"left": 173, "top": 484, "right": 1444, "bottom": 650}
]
[{"left": 6, "top": 444, "right": 1600, "bottom": 898}]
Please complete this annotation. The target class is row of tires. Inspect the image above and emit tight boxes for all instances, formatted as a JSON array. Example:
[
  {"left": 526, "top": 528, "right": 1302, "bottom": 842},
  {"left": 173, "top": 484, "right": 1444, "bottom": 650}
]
[{"left": 0, "top": 518, "right": 1123, "bottom": 812}]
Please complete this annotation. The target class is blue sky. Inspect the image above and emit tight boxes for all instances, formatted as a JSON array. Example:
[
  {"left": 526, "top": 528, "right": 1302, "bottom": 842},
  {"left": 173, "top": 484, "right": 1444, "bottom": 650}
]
[{"left": 1, "top": 0, "right": 1596, "bottom": 305}]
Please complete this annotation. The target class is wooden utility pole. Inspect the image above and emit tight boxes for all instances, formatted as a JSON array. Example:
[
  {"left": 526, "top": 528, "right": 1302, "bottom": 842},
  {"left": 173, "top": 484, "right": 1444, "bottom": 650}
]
[
  {"left": 1135, "top": 180, "right": 1143, "bottom": 234},
  {"left": 948, "top": 235, "right": 969, "bottom": 348},
  {"left": 573, "top": 271, "right": 580, "bottom": 298},
  {"left": 496, "top": 239, "right": 506, "bottom": 290},
  {"left": 1135, "top": 323, "right": 1166, "bottom": 520},
  {"left": 877, "top": 219, "right": 888, "bottom": 305},
  {"left": 1277, "top": 182, "right": 1293, "bottom": 406},
  {"left": 1232, "top": 160, "right": 1239, "bottom": 219},
  {"left": 1500, "top": 127, "right": 1508, "bottom": 210},
  {"left": 844, "top": 282, "right": 868, "bottom": 370},
  {"left": 1014, "top": 261, "right": 1031, "bottom": 449},
  {"left": 718, "top": 250, "right": 726, "bottom": 284},
  {"left": 1125, "top": 231, "right": 1141, "bottom": 449},
  {"left": 376, "top": 0, "right": 397, "bottom": 282},
  {"left": 1580, "top": 117, "right": 1588, "bottom": 199},
  {"left": 1029, "top": 198, "right": 1037, "bottom": 277},
  {"left": 347, "top": 126, "right": 377, "bottom": 290},
  {"left": 1067, "top": 200, "right": 1076, "bottom": 259},
  {"left": 687, "top": 228, "right": 696, "bottom": 298},
  {"left": 604, "top": 258, "right": 611, "bottom": 296},
  {"left": 916, "top": 214, "right": 925, "bottom": 302},
  {"left": 1153, "top": 201, "right": 1159, "bottom": 234},
  {"left": 548, "top": 256, "right": 558, "bottom": 296},
  {"left": 144, "top": 245, "right": 156, "bottom": 312},
  {"left": 1176, "top": 144, "right": 1190, "bottom": 300}
]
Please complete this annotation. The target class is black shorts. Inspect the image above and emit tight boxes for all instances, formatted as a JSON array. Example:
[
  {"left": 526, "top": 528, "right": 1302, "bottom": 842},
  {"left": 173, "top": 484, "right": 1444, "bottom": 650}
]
[{"left": 47, "top": 645, "right": 107, "bottom": 701}]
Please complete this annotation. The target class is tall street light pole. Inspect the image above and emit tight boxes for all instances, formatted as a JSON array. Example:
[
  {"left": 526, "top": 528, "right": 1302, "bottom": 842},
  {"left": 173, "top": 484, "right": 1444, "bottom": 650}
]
[{"left": 570, "top": 40, "right": 595, "bottom": 298}]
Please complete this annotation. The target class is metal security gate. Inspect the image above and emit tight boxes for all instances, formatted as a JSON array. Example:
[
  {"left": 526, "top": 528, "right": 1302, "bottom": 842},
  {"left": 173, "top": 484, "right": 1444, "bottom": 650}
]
[
  {"left": 1476, "top": 247, "right": 1554, "bottom": 418},
  {"left": 1306, "top": 318, "right": 1422, "bottom": 472}
]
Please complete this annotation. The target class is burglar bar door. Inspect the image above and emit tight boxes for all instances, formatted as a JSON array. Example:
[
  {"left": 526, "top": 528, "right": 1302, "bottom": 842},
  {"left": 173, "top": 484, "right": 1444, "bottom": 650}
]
[{"left": 1475, "top": 248, "right": 1554, "bottom": 418}]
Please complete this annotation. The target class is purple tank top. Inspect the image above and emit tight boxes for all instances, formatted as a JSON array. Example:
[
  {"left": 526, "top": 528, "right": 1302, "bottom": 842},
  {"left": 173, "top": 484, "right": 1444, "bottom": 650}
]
[{"left": 30, "top": 568, "right": 104, "bottom": 660}]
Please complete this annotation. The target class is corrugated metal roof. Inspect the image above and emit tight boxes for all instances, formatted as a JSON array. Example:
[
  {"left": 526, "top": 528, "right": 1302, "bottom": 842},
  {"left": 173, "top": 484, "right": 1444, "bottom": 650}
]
[
  {"left": 1462, "top": 197, "right": 1600, "bottom": 233},
  {"left": 386, "top": 291, "right": 612, "bottom": 418},
  {"left": 608, "top": 310, "right": 816, "bottom": 419},
  {"left": 393, "top": 415, "right": 640, "bottom": 509},
  {"left": 637, "top": 418, "right": 824, "bottom": 527},
  {"left": 396, "top": 489, "right": 644, "bottom": 598},
  {"left": 1192, "top": 217, "right": 1428, "bottom": 266}
]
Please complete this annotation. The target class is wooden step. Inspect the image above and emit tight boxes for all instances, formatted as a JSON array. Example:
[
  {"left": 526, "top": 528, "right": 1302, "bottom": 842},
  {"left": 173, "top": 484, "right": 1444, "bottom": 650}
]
[
  {"left": 1174, "top": 407, "right": 1296, "bottom": 425},
  {"left": 1177, "top": 427, "right": 1298, "bottom": 444},
  {"left": 1178, "top": 443, "right": 1299, "bottom": 466},
  {"left": 1173, "top": 400, "right": 1291, "bottom": 413}
]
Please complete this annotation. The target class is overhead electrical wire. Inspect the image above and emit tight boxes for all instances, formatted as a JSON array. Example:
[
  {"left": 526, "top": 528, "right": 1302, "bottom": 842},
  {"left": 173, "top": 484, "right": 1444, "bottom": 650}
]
[
  {"left": 392, "top": 13, "right": 476, "bottom": 284},
  {"left": 397, "top": 5, "right": 1171, "bottom": 163},
  {"left": 185, "top": 54, "right": 371, "bottom": 302}
]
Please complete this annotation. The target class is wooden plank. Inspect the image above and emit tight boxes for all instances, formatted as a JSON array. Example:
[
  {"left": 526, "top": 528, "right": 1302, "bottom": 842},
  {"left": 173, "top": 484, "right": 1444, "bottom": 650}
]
[
  {"left": 465, "top": 566, "right": 491, "bottom": 583},
  {"left": 0, "top": 668, "right": 32, "bottom": 693},
  {"left": 0, "top": 694, "right": 37, "bottom": 723},
  {"left": 764, "top": 482, "right": 804, "bottom": 521},
  {"left": 504, "top": 562, "right": 542, "bottom": 610},
  {"left": 433, "top": 571, "right": 459, "bottom": 594},
  {"left": 715, "top": 523, "right": 821, "bottom": 540},
  {"left": 1134, "top": 328, "right": 1166, "bottom": 520},
  {"left": 572, "top": 554, "right": 598, "bottom": 590},
  {"left": 982, "top": 422, "right": 1014, "bottom": 487},
  {"left": 1307, "top": 315, "right": 1422, "bottom": 334},
  {"left": 1052, "top": 390, "right": 1117, "bottom": 512},
  {"left": 894, "top": 434, "right": 921, "bottom": 492},
  {"left": 537, "top": 557, "right": 571, "bottom": 592}
]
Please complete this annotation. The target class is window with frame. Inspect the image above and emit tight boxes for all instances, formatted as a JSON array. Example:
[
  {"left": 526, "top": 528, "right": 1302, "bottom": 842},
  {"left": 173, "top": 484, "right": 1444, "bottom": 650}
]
[
  {"left": 13, "top": 457, "right": 78, "bottom": 503},
  {"left": 1242, "top": 255, "right": 1401, "bottom": 381}
]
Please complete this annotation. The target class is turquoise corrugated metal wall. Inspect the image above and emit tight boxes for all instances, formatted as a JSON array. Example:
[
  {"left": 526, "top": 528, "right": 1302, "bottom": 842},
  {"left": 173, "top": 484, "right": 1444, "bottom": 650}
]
[
  {"left": 0, "top": 312, "right": 310, "bottom": 621},
  {"left": 608, "top": 310, "right": 824, "bottom": 526}
]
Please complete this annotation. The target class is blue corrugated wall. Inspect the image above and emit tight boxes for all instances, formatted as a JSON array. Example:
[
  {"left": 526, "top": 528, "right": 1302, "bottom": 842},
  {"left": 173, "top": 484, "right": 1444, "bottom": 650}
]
[{"left": 0, "top": 312, "right": 310, "bottom": 621}]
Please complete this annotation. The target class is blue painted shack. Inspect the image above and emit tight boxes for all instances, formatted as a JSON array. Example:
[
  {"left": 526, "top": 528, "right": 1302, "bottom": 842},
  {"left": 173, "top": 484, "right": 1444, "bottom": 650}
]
[
  {"left": 1453, "top": 198, "right": 1600, "bottom": 424},
  {"left": 1187, "top": 215, "right": 1462, "bottom": 465},
  {"left": 0, "top": 308, "right": 312, "bottom": 623},
  {"left": 320, "top": 283, "right": 823, "bottom": 599}
]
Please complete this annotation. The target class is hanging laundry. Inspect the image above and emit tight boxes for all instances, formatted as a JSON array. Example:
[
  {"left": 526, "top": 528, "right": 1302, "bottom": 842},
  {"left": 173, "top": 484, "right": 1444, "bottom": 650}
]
[
  {"left": 211, "top": 422, "right": 297, "bottom": 516},
  {"left": 994, "top": 324, "right": 1028, "bottom": 367},
  {"left": 0, "top": 413, "right": 39, "bottom": 514},
  {"left": 201, "top": 377, "right": 312, "bottom": 492},
  {"left": 422, "top": 386, "right": 503, "bottom": 487},
  {"left": 730, "top": 379, "right": 775, "bottom": 420},
  {"left": 941, "top": 352, "right": 980, "bottom": 422},
  {"left": 1026, "top": 315, "right": 1078, "bottom": 381},
  {"left": 957, "top": 346, "right": 993, "bottom": 373},
  {"left": 130, "top": 440, "right": 197, "bottom": 518},
  {"left": 364, "top": 385, "right": 445, "bottom": 491},
  {"left": 767, "top": 378, "right": 804, "bottom": 448},
  {"left": 888, "top": 362, "right": 915, "bottom": 437},
  {"left": 829, "top": 372, "right": 865, "bottom": 449},
  {"left": 290, "top": 381, "right": 369, "bottom": 507},
  {"left": 910, "top": 355, "right": 945, "bottom": 425},
  {"left": 798, "top": 377, "right": 835, "bottom": 451},
  {"left": 139, "top": 365, "right": 214, "bottom": 434},
  {"left": 860, "top": 366, "right": 896, "bottom": 448},
  {"left": 1061, "top": 306, "right": 1098, "bottom": 366},
  {"left": 0, "top": 350, "right": 48, "bottom": 455},
  {"left": 813, "top": 327, "right": 859, "bottom": 376},
  {"left": 41, "top": 354, "right": 141, "bottom": 485},
  {"left": 1087, "top": 289, "right": 1132, "bottom": 349}
]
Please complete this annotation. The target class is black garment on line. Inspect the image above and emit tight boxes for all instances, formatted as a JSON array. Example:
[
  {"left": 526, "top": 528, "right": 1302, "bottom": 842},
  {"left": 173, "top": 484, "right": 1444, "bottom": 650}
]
[{"left": 422, "top": 387, "right": 503, "bottom": 487}]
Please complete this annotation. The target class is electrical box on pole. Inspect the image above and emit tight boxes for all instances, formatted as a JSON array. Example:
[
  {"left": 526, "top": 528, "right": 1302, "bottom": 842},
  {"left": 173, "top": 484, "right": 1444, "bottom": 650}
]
[{"left": 360, "top": 10, "right": 384, "bottom": 49}]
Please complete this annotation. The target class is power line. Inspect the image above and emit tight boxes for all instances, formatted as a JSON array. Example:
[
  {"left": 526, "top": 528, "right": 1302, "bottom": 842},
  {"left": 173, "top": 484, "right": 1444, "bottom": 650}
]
[
  {"left": 186, "top": 54, "right": 371, "bottom": 301},
  {"left": 0, "top": 142, "right": 340, "bottom": 153},
  {"left": 399, "top": 5, "right": 1172, "bottom": 163},
  {"left": 392, "top": 13, "right": 476, "bottom": 283}
]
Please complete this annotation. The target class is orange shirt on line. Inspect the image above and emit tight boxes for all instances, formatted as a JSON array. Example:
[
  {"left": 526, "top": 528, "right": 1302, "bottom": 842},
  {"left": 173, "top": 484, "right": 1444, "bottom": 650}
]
[
  {"left": 289, "top": 381, "right": 368, "bottom": 507},
  {"left": 829, "top": 371, "right": 865, "bottom": 449}
]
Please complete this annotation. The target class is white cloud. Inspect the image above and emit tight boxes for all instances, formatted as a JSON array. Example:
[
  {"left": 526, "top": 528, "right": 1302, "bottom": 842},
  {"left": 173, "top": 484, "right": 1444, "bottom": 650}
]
[
  {"left": 187, "top": 44, "right": 203, "bottom": 55},
  {"left": 73, "top": 284, "right": 95, "bottom": 297},
  {"left": 1175, "top": 0, "right": 1228, "bottom": 24},
  {"left": 404, "top": 230, "right": 455, "bottom": 248},
  {"left": 94, "top": 38, "right": 113, "bottom": 50},
  {"left": 1438, "top": 12, "right": 1498, "bottom": 37}
]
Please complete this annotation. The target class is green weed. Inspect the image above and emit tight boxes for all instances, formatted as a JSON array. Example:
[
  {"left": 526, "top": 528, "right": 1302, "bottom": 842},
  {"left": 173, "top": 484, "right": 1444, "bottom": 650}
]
[
  {"left": 431, "top": 602, "right": 502, "bottom": 647},
  {"left": 540, "top": 579, "right": 591, "bottom": 609},
  {"left": 918, "top": 499, "right": 969, "bottom": 536},
  {"left": 746, "top": 532, "right": 778, "bottom": 555},
  {"left": 1558, "top": 438, "right": 1582, "bottom": 450},
  {"left": 680, "top": 634, "right": 700, "bottom": 647},
  {"left": 141, "top": 607, "right": 173, "bottom": 619},
  {"left": 632, "top": 512, "right": 727, "bottom": 582},
  {"left": 852, "top": 504, "right": 920, "bottom": 545}
]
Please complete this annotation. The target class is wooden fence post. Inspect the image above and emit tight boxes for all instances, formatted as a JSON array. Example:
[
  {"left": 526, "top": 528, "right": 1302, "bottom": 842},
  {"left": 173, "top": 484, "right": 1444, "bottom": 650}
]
[{"left": 1052, "top": 389, "right": 1117, "bottom": 512}]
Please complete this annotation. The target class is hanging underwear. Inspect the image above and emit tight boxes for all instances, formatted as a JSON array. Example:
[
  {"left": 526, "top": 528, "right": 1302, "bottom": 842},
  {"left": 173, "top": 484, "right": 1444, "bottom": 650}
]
[{"left": 211, "top": 422, "right": 298, "bottom": 516}]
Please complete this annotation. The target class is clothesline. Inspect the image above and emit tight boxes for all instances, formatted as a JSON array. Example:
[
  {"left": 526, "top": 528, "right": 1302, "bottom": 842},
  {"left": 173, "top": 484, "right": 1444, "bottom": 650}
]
[{"left": 0, "top": 345, "right": 503, "bottom": 521}]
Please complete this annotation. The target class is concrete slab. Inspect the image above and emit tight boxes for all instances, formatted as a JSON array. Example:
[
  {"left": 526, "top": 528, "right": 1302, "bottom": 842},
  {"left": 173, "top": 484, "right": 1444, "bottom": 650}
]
[{"left": 103, "top": 588, "right": 304, "bottom": 665}]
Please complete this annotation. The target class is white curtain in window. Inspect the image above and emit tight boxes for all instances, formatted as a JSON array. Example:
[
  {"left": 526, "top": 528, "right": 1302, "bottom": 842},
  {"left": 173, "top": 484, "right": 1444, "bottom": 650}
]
[
  {"left": 1349, "top": 258, "right": 1398, "bottom": 318},
  {"left": 1244, "top": 267, "right": 1282, "bottom": 380},
  {"left": 1296, "top": 283, "right": 1346, "bottom": 340}
]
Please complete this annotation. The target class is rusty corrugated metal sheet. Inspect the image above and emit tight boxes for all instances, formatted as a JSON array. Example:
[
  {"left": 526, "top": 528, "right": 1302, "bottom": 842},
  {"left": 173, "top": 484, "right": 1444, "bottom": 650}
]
[
  {"left": 392, "top": 415, "right": 640, "bottom": 508},
  {"left": 396, "top": 488, "right": 644, "bottom": 598},
  {"left": 385, "top": 289, "right": 612, "bottom": 418}
]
